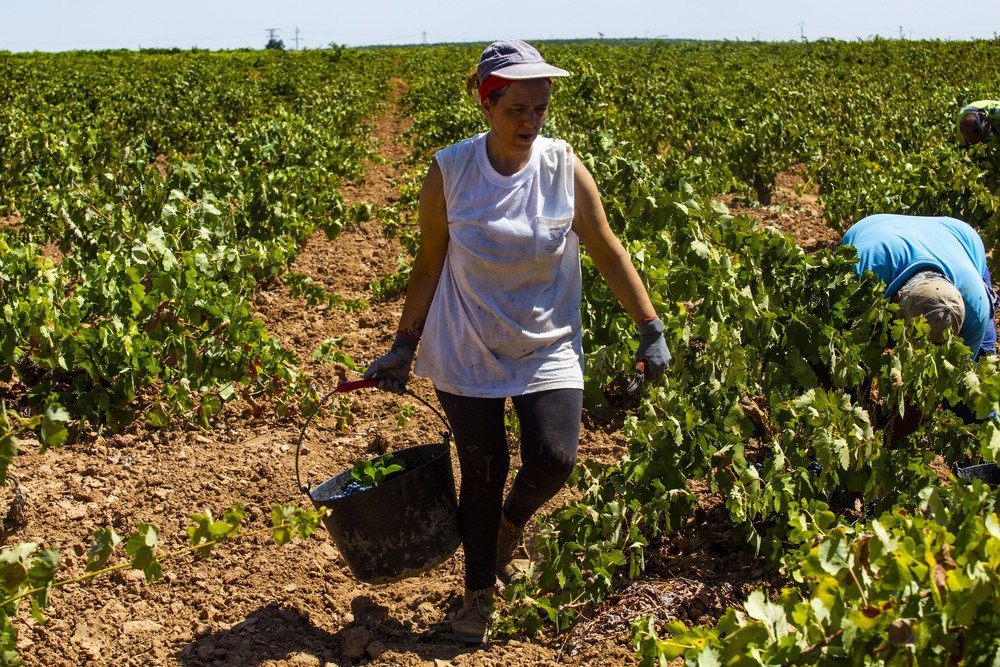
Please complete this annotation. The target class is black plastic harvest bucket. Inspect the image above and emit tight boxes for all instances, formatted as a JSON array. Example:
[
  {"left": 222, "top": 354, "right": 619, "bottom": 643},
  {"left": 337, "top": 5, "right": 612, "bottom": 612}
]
[
  {"left": 953, "top": 461, "right": 1000, "bottom": 488},
  {"left": 295, "top": 382, "right": 461, "bottom": 585}
]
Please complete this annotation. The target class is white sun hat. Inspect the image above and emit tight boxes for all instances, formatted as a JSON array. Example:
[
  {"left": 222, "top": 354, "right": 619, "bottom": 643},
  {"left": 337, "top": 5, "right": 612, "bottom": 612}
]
[{"left": 896, "top": 270, "right": 966, "bottom": 343}]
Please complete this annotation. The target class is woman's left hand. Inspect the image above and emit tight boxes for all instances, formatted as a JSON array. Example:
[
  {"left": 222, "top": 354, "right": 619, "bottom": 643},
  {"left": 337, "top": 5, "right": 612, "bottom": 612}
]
[
  {"left": 573, "top": 154, "right": 669, "bottom": 382},
  {"left": 635, "top": 317, "right": 671, "bottom": 381}
]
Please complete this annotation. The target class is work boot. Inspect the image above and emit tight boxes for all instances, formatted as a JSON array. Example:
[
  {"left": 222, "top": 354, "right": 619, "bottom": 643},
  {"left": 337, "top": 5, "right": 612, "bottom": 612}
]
[
  {"left": 452, "top": 586, "right": 496, "bottom": 643},
  {"left": 496, "top": 512, "right": 527, "bottom": 585}
]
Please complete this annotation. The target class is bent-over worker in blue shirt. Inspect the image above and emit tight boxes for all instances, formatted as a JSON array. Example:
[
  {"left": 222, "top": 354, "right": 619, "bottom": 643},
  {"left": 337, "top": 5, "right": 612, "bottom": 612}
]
[
  {"left": 841, "top": 214, "right": 998, "bottom": 436},
  {"left": 842, "top": 213, "right": 997, "bottom": 359}
]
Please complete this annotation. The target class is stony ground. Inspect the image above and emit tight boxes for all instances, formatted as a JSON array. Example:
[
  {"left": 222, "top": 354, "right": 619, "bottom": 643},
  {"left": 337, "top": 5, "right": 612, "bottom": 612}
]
[{"left": 1, "top": 92, "right": 842, "bottom": 666}]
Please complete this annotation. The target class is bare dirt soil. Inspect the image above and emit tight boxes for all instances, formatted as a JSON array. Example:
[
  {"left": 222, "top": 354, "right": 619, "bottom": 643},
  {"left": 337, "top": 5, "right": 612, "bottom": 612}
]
[
  {"left": 3, "top": 95, "right": 842, "bottom": 666},
  {"left": 717, "top": 168, "right": 840, "bottom": 253}
]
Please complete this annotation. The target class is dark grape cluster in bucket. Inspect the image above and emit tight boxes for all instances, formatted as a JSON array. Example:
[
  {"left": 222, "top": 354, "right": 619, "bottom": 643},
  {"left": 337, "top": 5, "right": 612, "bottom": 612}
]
[{"left": 336, "top": 481, "right": 365, "bottom": 498}]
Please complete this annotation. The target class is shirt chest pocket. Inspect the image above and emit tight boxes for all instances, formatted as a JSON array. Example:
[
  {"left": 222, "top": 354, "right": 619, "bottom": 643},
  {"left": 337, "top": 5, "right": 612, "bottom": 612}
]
[{"left": 535, "top": 215, "right": 573, "bottom": 259}]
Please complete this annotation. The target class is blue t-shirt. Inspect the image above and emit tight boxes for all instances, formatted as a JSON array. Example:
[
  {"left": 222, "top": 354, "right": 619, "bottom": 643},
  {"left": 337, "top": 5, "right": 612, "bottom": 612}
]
[{"left": 841, "top": 214, "right": 990, "bottom": 355}]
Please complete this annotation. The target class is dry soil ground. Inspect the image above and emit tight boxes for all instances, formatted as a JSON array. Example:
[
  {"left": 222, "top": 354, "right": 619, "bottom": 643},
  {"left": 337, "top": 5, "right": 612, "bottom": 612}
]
[{"left": 1, "top": 94, "right": 840, "bottom": 667}]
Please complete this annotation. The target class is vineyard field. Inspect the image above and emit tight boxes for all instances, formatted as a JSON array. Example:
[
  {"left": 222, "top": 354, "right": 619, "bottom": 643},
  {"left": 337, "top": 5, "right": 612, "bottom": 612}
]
[
  {"left": 0, "top": 88, "right": 685, "bottom": 666},
  {"left": 4, "top": 40, "right": 1000, "bottom": 667}
]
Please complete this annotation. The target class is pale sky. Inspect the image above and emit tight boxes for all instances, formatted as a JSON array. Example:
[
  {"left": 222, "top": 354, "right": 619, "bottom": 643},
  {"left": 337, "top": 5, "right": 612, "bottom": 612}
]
[{"left": 2, "top": 0, "right": 996, "bottom": 52}]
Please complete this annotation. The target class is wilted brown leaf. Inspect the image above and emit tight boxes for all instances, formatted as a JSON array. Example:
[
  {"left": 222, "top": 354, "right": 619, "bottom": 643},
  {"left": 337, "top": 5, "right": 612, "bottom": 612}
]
[{"left": 887, "top": 618, "right": 916, "bottom": 645}]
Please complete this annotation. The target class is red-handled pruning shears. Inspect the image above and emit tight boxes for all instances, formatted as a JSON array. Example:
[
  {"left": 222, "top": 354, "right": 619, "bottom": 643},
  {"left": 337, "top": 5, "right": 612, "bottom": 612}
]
[
  {"left": 336, "top": 379, "right": 378, "bottom": 392},
  {"left": 627, "top": 361, "right": 645, "bottom": 393}
]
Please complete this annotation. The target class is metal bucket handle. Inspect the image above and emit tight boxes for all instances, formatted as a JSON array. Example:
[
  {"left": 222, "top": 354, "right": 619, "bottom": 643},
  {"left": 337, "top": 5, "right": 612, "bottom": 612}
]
[{"left": 294, "top": 381, "right": 452, "bottom": 495}]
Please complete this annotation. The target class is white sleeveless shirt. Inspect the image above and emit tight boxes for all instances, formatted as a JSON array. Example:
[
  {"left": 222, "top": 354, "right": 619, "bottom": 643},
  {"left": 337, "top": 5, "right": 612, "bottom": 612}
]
[{"left": 413, "top": 132, "right": 584, "bottom": 398}]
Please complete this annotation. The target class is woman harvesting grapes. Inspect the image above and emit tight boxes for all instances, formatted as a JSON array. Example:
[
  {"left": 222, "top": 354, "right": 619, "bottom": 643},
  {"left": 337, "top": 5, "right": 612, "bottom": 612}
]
[{"left": 365, "top": 39, "right": 671, "bottom": 643}]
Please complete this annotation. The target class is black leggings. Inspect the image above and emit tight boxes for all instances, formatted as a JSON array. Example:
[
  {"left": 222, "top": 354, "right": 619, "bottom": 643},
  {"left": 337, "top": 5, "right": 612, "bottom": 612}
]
[{"left": 435, "top": 387, "right": 582, "bottom": 591}]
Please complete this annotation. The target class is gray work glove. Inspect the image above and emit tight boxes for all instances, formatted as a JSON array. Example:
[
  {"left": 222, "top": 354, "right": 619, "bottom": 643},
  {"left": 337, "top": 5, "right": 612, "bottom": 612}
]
[
  {"left": 363, "top": 332, "right": 418, "bottom": 395},
  {"left": 634, "top": 317, "right": 671, "bottom": 382}
]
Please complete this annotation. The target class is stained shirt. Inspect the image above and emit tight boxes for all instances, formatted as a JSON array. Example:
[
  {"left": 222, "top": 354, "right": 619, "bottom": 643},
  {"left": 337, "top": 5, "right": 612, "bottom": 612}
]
[{"left": 413, "top": 132, "right": 583, "bottom": 397}]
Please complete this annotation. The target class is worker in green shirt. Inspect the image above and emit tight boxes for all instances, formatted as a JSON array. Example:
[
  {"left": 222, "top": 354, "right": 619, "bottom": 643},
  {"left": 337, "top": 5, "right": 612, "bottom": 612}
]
[{"left": 956, "top": 100, "right": 1000, "bottom": 146}]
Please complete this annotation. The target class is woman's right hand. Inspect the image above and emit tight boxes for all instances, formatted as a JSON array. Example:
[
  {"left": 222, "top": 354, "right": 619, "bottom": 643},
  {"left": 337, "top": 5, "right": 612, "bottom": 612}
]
[
  {"left": 363, "top": 332, "right": 418, "bottom": 394},
  {"left": 364, "top": 159, "right": 447, "bottom": 396}
]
